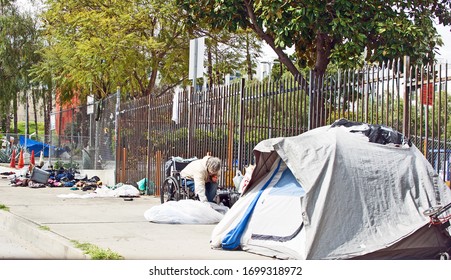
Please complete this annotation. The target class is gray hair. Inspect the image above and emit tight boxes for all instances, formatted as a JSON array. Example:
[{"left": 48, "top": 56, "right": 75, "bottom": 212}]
[{"left": 206, "top": 157, "right": 221, "bottom": 174}]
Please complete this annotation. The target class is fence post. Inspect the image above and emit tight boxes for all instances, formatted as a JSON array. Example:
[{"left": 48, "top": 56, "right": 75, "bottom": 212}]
[
  {"left": 403, "top": 56, "right": 410, "bottom": 137},
  {"left": 49, "top": 119, "right": 53, "bottom": 166},
  {"left": 122, "top": 147, "right": 126, "bottom": 183},
  {"left": 94, "top": 101, "right": 100, "bottom": 170},
  {"left": 237, "top": 78, "right": 245, "bottom": 172},
  {"left": 155, "top": 150, "right": 162, "bottom": 196},
  {"left": 187, "top": 86, "right": 193, "bottom": 154},
  {"left": 227, "top": 121, "right": 234, "bottom": 187},
  {"left": 146, "top": 90, "right": 152, "bottom": 195},
  {"left": 308, "top": 70, "right": 313, "bottom": 130},
  {"left": 268, "top": 78, "right": 273, "bottom": 139},
  {"left": 70, "top": 108, "right": 74, "bottom": 168},
  {"left": 114, "top": 87, "right": 120, "bottom": 185}
]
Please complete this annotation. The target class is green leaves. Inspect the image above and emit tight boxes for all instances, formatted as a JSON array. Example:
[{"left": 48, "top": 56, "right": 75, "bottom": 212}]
[
  {"left": 177, "top": 0, "right": 451, "bottom": 76},
  {"left": 35, "top": 0, "right": 191, "bottom": 100},
  {"left": 0, "top": 1, "right": 40, "bottom": 121}
]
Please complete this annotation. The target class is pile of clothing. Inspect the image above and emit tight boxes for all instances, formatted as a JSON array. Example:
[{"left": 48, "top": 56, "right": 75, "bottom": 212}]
[{"left": 9, "top": 166, "right": 102, "bottom": 190}]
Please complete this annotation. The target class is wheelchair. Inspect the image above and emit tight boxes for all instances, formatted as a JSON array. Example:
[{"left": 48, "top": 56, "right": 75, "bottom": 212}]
[
  {"left": 160, "top": 157, "right": 198, "bottom": 204},
  {"left": 160, "top": 156, "right": 241, "bottom": 208}
]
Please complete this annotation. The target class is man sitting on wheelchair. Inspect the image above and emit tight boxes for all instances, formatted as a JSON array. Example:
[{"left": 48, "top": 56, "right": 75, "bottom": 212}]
[{"left": 180, "top": 155, "right": 221, "bottom": 203}]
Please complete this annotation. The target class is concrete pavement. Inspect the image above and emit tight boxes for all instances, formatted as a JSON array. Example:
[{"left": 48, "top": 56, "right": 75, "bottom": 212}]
[
  {"left": 0, "top": 225, "right": 49, "bottom": 259},
  {"left": 0, "top": 164, "right": 272, "bottom": 260}
]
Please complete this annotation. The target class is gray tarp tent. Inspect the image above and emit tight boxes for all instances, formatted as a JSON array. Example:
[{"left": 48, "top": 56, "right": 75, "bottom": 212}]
[{"left": 211, "top": 120, "right": 451, "bottom": 259}]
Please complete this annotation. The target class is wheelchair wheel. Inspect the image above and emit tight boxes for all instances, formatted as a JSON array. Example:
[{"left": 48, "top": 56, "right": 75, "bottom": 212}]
[{"left": 160, "top": 176, "right": 181, "bottom": 204}]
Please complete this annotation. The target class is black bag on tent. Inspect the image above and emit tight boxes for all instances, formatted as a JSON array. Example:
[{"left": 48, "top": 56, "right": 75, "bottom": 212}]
[{"left": 332, "top": 118, "right": 412, "bottom": 146}]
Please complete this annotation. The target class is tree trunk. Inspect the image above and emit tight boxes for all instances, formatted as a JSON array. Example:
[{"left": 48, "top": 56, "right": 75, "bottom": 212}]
[
  {"left": 214, "top": 45, "right": 221, "bottom": 85},
  {"left": 32, "top": 89, "right": 38, "bottom": 137},
  {"left": 3, "top": 108, "right": 11, "bottom": 133},
  {"left": 207, "top": 43, "right": 213, "bottom": 88},
  {"left": 5, "top": 113, "right": 11, "bottom": 133},
  {"left": 13, "top": 95, "right": 18, "bottom": 134},
  {"left": 246, "top": 33, "right": 253, "bottom": 80},
  {"left": 314, "top": 32, "right": 332, "bottom": 76},
  {"left": 43, "top": 89, "right": 50, "bottom": 142},
  {"left": 1, "top": 114, "right": 4, "bottom": 132},
  {"left": 243, "top": 0, "right": 304, "bottom": 83},
  {"left": 311, "top": 32, "right": 333, "bottom": 128},
  {"left": 146, "top": 67, "right": 158, "bottom": 96}
]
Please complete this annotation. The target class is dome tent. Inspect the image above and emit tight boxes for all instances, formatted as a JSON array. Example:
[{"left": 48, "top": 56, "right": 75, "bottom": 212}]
[{"left": 211, "top": 120, "right": 451, "bottom": 259}]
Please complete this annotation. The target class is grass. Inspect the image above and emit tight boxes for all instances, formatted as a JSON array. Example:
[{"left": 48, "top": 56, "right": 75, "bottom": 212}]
[
  {"left": 16, "top": 121, "right": 45, "bottom": 136},
  {"left": 0, "top": 204, "right": 10, "bottom": 211},
  {"left": 71, "top": 240, "right": 124, "bottom": 260},
  {"left": 39, "top": 225, "right": 50, "bottom": 231},
  {"left": 0, "top": 121, "right": 46, "bottom": 142}
]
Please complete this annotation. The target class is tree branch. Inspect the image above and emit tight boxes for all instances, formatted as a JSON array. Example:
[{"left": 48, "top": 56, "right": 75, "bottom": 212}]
[{"left": 242, "top": 0, "right": 307, "bottom": 84}]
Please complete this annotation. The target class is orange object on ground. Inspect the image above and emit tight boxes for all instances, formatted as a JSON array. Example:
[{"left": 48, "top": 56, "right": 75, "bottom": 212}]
[
  {"left": 30, "top": 150, "right": 35, "bottom": 165},
  {"left": 17, "top": 150, "right": 24, "bottom": 169},
  {"left": 9, "top": 150, "right": 16, "bottom": 168}
]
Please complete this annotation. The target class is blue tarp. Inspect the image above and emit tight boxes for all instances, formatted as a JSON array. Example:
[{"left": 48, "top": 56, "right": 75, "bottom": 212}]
[
  {"left": 221, "top": 159, "right": 283, "bottom": 250},
  {"left": 19, "top": 136, "right": 55, "bottom": 157}
]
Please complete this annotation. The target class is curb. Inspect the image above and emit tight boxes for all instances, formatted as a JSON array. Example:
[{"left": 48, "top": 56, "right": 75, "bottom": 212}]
[{"left": 0, "top": 210, "right": 90, "bottom": 259}]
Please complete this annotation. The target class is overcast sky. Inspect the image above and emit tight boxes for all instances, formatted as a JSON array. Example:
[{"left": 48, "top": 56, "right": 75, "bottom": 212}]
[{"left": 436, "top": 24, "right": 451, "bottom": 63}]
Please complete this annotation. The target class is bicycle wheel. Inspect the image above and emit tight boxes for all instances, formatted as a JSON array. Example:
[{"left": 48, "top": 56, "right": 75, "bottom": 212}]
[{"left": 160, "top": 176, "right": 180, "bottom": 204}]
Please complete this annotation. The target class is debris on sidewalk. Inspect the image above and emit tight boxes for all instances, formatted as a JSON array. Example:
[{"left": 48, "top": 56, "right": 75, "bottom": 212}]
[
  {"left": 57, "top": 184, "right": 140, "bottom": 199},
  {"left": 6, "top": 165, "right": 106, "bottom": 191},
  {"left": 2, "top": 163, "right": 144, "bottom": 201}
]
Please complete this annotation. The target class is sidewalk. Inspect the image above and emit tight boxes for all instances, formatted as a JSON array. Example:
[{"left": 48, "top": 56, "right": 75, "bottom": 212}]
[{"left": 0, "top": 165, "right": 271, "bottom": 260}]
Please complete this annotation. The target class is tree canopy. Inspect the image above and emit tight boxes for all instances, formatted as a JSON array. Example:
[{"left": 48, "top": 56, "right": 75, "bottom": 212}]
[
  {"left": 177, "top": 0, "right": 451, "bottom": 77},
  {"left": 0, "top": 0, "right": 41, "bottom": 132},
  {"left": 33, "top": 0, "right": 191, "bottom": 102}
]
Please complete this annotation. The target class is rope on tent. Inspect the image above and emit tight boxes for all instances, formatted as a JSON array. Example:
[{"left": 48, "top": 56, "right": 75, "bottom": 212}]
[{"left": 429, "top": 214, "right": 451, "bottom": 225}]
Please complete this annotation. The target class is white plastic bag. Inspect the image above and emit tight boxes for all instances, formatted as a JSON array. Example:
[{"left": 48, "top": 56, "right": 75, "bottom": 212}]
[
  {"left": 232, "top": 170, "right": 243, "bottom": 190},
  {"left": 144, "top": 200, "right": 225, "bottom": 224},
  {"left": 113, "top": 184, "right": 140, "bottom": 197}
]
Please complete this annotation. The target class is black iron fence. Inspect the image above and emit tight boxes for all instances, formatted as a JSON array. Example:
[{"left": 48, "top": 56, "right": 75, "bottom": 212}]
[
  {"left": 3, "top": 57, "right": 451, "bottom": 192},
  {"left": 117, "top": 58, "right": 451, "bottom": 192}
]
